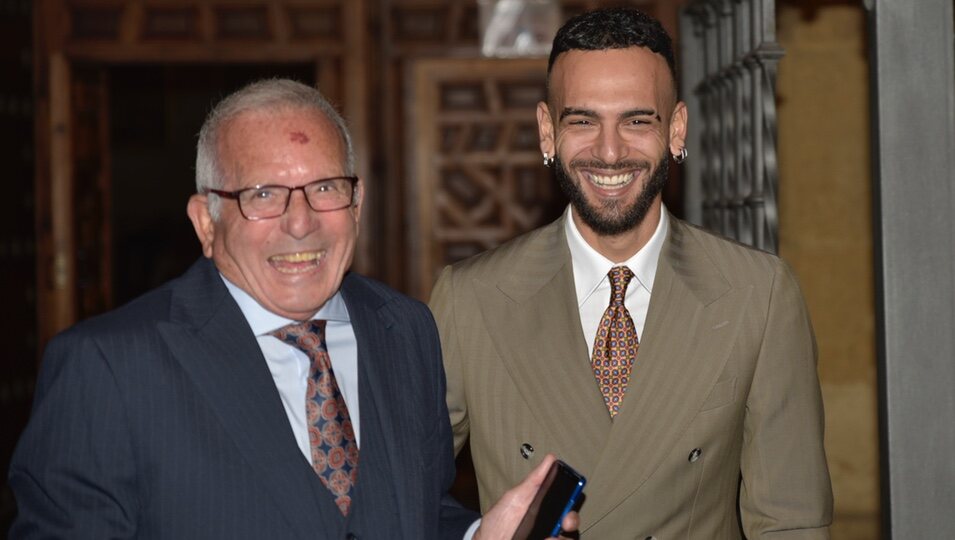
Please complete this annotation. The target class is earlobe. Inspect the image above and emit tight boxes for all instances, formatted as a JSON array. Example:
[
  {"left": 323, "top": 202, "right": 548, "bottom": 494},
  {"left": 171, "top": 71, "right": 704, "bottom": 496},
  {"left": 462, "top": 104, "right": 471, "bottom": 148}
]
[
  {"left": 669, "top": 101, "right": 689, "bottom": 155},
  {"left": 186, "top": 194, "right": 216, "bottom": 258}
]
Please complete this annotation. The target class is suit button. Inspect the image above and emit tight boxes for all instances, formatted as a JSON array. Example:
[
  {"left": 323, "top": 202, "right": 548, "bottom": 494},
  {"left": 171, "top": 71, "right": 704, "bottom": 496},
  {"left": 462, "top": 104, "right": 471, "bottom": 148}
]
[
  {"left": 520, "top": 442, "right": 535, "bottom": 459},
  {"left": 688, "top": 448, "right": 703, "bottom": 462},
  {"left": 345, "top": 534, "right": 358, "bottom": 540}
]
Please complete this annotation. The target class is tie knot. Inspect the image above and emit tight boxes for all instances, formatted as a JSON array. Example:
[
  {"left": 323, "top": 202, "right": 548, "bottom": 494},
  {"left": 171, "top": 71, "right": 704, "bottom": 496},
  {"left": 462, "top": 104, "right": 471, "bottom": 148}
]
[
  {"left": 270, "top": 320, "right": 327, "bottom": 353},
  {"left": 608, "top": 266, "right": 634, "bottom": 306}
]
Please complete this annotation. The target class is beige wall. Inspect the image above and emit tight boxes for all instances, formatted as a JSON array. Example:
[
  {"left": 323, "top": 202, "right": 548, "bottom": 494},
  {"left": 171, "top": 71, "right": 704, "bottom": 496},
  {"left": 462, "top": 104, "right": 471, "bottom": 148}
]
[{"left": 776, "top": 2, "right": 879, "bottom": 538}]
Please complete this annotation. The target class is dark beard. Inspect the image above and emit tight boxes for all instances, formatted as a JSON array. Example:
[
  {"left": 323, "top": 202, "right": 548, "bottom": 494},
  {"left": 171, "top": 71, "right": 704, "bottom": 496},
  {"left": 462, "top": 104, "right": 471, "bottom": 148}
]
[{"left": 554, "top": 154, "right": 668, "bottom": 236}]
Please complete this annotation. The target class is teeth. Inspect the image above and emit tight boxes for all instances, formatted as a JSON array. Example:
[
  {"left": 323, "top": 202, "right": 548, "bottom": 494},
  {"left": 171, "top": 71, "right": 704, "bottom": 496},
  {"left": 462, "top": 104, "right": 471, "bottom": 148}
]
[
  {"left": 269, "top": 252, "right": 323, "bottom": 274},
  {"left": 270, "top": 252, "right": 322, "bottom": 263},
  {"left": 587, "top": 172, "right": 633, "bottom": 187}
]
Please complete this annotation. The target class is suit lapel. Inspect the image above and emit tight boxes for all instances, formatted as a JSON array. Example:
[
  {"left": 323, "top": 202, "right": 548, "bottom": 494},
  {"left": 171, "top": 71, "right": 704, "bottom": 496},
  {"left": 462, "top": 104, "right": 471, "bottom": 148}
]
[
  {"left": 157, "top": 260, "right": 339, "bottom": 538},
  {"left": 339, "top": 275, "right": 411, "bottom": 537},
  {"left": 478, "top": 218, "right": 612, "bottom": 475},
  {"left": 581, "top": 217, "right": 751, "bottom": 527}
]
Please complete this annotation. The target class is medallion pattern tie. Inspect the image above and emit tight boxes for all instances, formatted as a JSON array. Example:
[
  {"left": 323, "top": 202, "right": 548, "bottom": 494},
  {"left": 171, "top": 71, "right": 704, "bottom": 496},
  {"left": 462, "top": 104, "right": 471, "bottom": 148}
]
[
  {"left": 271, "top": 320, "right": 358, "bottom": 515},
  {"left": 591, "top": 266, "right": 638, "bottom": 418}
]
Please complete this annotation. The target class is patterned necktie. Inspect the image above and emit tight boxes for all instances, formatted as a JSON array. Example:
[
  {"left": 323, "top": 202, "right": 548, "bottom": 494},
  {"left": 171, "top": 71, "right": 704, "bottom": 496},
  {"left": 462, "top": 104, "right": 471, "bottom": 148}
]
[
  {"left": 591, "top": 266, "right": 639, "bottom": 418},
  {"left": 270, "top": 320, "right": 358, "bottom": 515}
]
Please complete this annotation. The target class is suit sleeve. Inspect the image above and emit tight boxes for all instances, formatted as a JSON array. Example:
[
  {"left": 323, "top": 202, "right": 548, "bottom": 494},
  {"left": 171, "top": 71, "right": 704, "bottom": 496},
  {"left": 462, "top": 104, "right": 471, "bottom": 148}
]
[
  {"left": 417, "top": 298, "right": 482, "bottom": 539},
  {"left": 739, "top": 259, "right": 833, "bottom": 539},
  {"left": 429, "top": 265, "right": 470, "bottom": 456},
  {"left": 9, "top": 332, "right": 139, "bottom": 538}
]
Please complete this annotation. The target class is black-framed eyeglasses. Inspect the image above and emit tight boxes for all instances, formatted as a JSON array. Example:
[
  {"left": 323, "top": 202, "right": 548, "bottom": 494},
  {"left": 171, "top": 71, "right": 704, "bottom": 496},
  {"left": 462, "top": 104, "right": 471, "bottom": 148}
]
[{"left": 205, "top": 176, "right": 359, "bottom": 220}]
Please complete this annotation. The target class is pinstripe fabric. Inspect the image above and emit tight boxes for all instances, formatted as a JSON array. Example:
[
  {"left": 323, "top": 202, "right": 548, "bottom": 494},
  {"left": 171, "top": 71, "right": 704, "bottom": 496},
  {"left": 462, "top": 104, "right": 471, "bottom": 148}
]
[
  {"left": 430, "top": 212, "right": 833, "bottom": 539},
  {"left": 9, "top": 258, "right": 477, "bottom": 539}
]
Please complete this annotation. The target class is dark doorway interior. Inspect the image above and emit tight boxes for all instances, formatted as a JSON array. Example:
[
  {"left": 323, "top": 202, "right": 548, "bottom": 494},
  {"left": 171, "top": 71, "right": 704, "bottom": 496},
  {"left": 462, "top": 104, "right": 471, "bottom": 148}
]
[{"left": 108, "top": 63, "right": 315, "bottom": 307}]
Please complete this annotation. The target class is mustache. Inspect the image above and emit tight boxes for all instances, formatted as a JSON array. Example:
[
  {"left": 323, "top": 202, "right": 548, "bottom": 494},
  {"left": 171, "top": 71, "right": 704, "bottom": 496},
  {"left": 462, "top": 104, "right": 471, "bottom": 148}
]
[{"left": 566, "top": 159, "right": 651, "bottom": 170}]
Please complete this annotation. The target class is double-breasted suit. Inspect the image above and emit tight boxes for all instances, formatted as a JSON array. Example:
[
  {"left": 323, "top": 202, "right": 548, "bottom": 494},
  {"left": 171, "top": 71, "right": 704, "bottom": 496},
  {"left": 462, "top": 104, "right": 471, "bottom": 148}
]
[
  {"left": 10, "top": 258, "right": 476, "bottom": 539},
  {"left": 430, "top": 212, "right": 832, "bottom": 539}
]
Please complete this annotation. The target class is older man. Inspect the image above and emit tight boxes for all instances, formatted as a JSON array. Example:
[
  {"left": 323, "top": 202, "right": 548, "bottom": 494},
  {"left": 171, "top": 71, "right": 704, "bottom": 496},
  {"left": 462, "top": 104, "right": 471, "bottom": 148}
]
[
  {"left": 430, "top": 7, "right": 833, "bottom": 539},
  {"left": 9, "top": 79, "right": 572, "bottom": 539}
]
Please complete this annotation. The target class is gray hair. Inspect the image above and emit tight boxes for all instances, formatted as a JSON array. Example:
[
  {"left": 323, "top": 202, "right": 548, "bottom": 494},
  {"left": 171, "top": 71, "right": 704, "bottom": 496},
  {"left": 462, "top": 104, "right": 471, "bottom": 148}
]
[{"left": 195, "top": 78, "right": 356, "bottom": 219}]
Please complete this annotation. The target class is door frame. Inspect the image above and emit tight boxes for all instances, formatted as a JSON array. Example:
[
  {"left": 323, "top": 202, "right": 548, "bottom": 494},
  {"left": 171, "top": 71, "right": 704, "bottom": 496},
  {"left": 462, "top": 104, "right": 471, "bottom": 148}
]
[
  {"left": 33, "top": 0, "right": 369, "bottom": 350},
  {"left": 868, "top": 0, "right": 955, "bottom": 537}
]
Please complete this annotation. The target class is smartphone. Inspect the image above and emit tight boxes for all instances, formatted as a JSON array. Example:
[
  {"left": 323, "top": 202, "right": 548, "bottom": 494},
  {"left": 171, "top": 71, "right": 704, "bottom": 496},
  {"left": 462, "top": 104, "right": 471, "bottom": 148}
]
[{"left": 512, "top": 460, "right": 586, "bottom": 540}]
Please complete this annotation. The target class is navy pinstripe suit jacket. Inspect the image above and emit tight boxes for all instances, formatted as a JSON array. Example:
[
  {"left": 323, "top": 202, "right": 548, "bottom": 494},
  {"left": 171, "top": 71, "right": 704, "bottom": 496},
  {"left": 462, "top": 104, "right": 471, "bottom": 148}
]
[{"left": 9, "top": 258, "right": 476, "bottom": 539}]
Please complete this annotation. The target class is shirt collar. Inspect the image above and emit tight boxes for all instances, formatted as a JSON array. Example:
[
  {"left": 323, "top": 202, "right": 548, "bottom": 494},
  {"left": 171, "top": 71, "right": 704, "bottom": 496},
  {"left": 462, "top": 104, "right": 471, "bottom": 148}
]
[
  {"left": 564, "top": 204, "right": 669, "bottom": 306},
  {"left": 220, "top": 274, "right": 350, "bottom": 337}
]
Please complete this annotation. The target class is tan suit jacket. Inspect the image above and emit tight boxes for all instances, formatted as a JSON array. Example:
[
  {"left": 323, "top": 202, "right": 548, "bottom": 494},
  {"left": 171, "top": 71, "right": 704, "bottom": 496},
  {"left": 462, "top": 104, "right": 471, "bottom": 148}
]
[{"left": 430, "top": 212, "right": 832, "bottom": 539}]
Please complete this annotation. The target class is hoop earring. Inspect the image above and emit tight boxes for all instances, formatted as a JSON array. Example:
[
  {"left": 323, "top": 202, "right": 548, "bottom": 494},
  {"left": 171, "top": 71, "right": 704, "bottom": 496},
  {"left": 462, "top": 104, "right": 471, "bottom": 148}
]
[
  {"left": 673, "top": 147, "right": 688, "bottom": 164},
  {"left": 543, "top": 152, "right": 555, "bottom": 167}
]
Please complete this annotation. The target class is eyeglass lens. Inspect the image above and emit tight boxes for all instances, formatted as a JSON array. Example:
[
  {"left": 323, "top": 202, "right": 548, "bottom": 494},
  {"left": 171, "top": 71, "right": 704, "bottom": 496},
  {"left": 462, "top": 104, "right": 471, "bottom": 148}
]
[{"left": 238, "top": 178, "right": 354, "bottom": 219}]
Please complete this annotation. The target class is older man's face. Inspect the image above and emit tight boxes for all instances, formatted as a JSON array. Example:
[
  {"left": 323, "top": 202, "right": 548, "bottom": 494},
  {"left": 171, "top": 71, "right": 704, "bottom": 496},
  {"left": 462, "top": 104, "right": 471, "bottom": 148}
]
[{"left": 188, "top": 107, "right": 361, "bottom": 320}]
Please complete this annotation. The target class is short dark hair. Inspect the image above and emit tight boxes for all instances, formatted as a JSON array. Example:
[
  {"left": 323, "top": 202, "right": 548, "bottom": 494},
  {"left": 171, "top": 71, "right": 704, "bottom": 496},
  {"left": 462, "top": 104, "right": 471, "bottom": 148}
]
[{"left": 547, "top": 7, "right": 677, "bottom": 90}]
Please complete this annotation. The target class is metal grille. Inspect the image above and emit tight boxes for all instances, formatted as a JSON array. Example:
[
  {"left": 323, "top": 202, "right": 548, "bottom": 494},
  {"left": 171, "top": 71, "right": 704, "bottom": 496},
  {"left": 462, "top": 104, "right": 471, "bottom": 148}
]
[{"left": 680, "top": 0, "right": 783, "bottom": 252}]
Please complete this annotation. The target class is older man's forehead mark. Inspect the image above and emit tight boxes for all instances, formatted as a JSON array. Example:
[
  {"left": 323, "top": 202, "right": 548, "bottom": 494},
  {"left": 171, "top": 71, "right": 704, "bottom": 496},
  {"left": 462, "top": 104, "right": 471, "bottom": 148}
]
[{"left": 289, "top": 131, "right": 309, "bottom": 144}]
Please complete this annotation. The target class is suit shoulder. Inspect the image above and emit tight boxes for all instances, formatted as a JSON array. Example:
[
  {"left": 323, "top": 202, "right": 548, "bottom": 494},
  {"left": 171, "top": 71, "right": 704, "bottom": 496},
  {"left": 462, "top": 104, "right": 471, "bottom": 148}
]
[
  {"left": 680, "top": 219, "right": 785, "bottom": 263},
  {"left": 343, "top": 272, "right": 430, "bottom": 314},
  {"left": 342, "top": 274, "right": 441, "bottom": 358},
  {"left": 446, "top": 220, "right": 562, "bottom": 278},
  {"left": 57, "top": 281, "right": 176, "bottom": 344},
  {"left": 671, "top": 218, "right": 795, "bottom": 287},
  {"left": 38, "top": 280, "right": 181, "bottom": 393}
]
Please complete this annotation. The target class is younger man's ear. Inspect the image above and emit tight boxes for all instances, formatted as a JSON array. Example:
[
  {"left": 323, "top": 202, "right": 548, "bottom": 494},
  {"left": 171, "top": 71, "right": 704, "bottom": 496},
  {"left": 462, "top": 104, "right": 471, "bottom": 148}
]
[
  {"left": 669, "top": 101, "right": 688, "bottom": 156},
  {"left": 536, "top": 101, "right": 556, "bottom": 157}
]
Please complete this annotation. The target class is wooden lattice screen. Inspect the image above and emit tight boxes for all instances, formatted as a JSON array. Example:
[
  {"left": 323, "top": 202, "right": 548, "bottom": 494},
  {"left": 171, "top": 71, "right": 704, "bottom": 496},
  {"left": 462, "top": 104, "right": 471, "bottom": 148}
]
[{"left": 407, "top": 58, "right": 566, "bottom": 299}]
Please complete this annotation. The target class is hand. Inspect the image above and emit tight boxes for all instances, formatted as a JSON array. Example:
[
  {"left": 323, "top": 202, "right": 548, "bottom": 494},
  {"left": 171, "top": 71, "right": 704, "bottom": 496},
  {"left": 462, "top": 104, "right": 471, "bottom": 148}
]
[{"left": 473, "top": 453, "right": 580, "bottom": 540}]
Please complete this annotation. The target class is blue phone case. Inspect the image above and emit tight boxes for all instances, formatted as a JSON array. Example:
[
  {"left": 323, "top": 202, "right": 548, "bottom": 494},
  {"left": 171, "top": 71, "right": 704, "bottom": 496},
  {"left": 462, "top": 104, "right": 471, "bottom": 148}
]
[
  {"left": 547, "top": 461, "right": 586, "bottom": 537},
  {"left": 513, "top": 459, "right": 587, "bottom": 539}
]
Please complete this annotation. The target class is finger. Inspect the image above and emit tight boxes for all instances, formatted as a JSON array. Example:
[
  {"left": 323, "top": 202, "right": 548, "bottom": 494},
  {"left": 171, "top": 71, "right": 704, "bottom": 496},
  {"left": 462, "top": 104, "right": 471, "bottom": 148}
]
[
  {"left": 528, "top": 454, "right": 557, "bottom": 485},
  {"left": 560, "top": 510, "right": 579, "bottom": 535},
  {"left": 472, "top": 454, "right": 559, "bottom": 540},
  {"left": 515, "top": 453, "right": 557, "bottom": 503},
  {"left": 545, "top": 510, "right": 580, "bottom": 538}
]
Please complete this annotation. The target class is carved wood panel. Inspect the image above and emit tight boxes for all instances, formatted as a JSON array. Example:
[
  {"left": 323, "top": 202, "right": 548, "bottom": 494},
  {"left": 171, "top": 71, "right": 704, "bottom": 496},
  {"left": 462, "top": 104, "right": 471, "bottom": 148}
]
[
  {"left": 385, "top": 0, "right": 663, "bottom": 57},
  {"left": 408, "top": 58, "right": 567, "bottom": 299},
  {"left": 62, "top": 0, "right": 350, "bottom": 58}
]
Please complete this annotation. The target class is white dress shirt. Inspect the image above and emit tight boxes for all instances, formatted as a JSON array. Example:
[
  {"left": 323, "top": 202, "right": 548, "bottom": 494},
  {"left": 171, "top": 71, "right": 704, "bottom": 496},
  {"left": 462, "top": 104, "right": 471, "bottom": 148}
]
[
  {"left": 222, "top": 276, "right": 361, "bottom": 456},
  {"left": 564, "top": 205, "right": 668, "bottom": 350}
]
